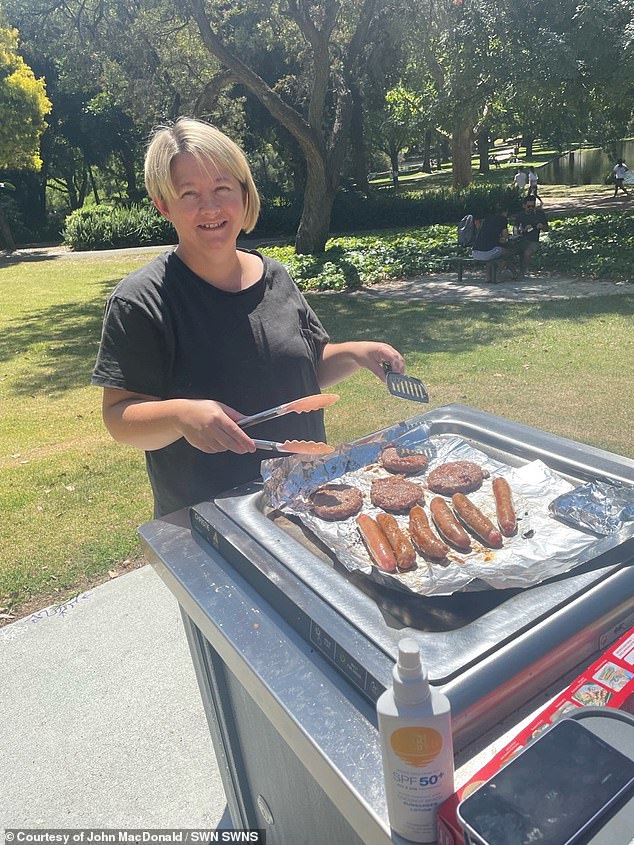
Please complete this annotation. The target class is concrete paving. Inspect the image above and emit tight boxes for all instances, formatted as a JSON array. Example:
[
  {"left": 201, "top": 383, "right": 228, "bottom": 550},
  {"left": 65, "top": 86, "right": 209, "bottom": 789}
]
[
  {"left": 1, "top": 565, "right": 228, "bottom": 830},
  {"left": 352, "top": 270, "right": 632, "bottom": 304}
]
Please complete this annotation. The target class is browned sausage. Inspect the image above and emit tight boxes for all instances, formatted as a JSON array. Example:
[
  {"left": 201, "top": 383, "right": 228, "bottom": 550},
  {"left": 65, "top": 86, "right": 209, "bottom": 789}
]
[
  {"left": 451, "top": 493, "right": 504, "bottom": 548},
  {"left": 356, "top": 514, "right": 398, "bottom": 572},
  {"left": 377, "top": 513, "right": 417, "bottom": 570},
  {"left": 492, "top": 477, "right": 517, "bottom": 537},
  {"left": 409, "top": 506, "right": 450, "bottom": 561},
  {"left": 429, "top": 497, "right": 471, "bottom": 552}
]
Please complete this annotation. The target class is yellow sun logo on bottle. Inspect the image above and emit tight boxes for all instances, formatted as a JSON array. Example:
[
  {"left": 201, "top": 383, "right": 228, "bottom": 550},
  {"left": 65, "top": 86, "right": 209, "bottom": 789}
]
[{"left": 390, "top": 727, "right": 443, "bottom": 767}]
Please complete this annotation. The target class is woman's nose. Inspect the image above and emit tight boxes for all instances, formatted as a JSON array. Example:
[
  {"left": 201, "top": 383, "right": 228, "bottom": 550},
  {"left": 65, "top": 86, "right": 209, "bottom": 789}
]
[{"left": 200, "top": 192, "right": 220, "bottom": 210}]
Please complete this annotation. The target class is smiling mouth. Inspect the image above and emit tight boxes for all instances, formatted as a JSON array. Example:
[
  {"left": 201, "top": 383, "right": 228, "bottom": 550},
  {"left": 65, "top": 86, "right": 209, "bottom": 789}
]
[{"left": 199, "top": 221, "right": 226, "bottom": 230}]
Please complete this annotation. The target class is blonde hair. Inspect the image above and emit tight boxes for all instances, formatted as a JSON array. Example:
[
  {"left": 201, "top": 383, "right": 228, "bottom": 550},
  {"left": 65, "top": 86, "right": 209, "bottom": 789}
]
[{"left": 144, "top": 117, "right": 261, "bottom": 233}]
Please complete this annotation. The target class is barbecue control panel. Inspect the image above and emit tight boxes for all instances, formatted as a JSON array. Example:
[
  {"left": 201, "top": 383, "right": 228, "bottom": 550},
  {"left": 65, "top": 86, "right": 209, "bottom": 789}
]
[
  {"left": 190, "top": 503, "right": 388, "bottom": 704},
  {"left": 310, "top": 622, "right": 385, "bottom": 701}
]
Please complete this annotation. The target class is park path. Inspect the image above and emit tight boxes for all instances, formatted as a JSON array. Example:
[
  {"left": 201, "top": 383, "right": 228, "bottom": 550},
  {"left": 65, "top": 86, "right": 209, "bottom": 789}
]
[{"left": 350, "top": 270, "right": 631, "bottom": 303}]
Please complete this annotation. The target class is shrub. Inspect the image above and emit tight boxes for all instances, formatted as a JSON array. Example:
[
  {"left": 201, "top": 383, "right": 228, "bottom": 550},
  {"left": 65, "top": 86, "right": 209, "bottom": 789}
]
[
  {"left": 62, "top": 183, "right": 519, "bottom": 250},
  {"left": 263, "top": 226, "right": 459, "bottom": 291},
  {"left": 534, "top": 212, "right": 634, "bottom": 279},
  {"left": 63, "top": 203, "right": 175, "bottom": 250}
]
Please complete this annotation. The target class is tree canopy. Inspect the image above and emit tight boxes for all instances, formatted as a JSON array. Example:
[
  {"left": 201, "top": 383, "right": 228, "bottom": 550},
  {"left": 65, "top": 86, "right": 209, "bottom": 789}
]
[
  {"left": 1, "top": 0, "right": 634, "bottom": 250},
  {"left": 0, "top": 21, "right": 51, "bottom": 170}
]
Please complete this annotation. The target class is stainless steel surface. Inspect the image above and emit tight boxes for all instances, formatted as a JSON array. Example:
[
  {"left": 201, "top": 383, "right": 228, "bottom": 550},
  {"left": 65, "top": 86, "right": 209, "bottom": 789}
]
[
  {"left": 140, "top": 517, "right": 395, "bottom": 844},
  {"left": 139, "top": 405, "right": 634, "bottom": 842},
  {"left": 209, "top": 405, "right": 634, "bottom": 678}
]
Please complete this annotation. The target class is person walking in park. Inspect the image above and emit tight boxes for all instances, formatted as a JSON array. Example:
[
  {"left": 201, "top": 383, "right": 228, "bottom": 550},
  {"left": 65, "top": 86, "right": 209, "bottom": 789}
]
[
  {"left": 527, "top": 166, "right": 543, "bottom": 205},
  {"left": 513, "top": 194, "right": 549, "bottom": 277},
  {"left": 612, "top": 159, "right": 630, "bottom": 198},
  {"left": 92, "top": 117, "right": 405, "bottom": 518},
  {"left": 513, "top": 166, "right": 528, "bottom": 194}
]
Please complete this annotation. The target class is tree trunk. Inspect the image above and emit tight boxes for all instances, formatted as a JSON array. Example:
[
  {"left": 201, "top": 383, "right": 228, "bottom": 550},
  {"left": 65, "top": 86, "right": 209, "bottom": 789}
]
[
  {"left": 295, "top": 162, "right": 336, "bottom": 254},
  {"left": 349, "top": 81, "right": 370, "bottom": 194},
  {"left": 452, "top": 119, "right": 473, "bottom": 188},
  {"left": 0, "top": 206, "right": 16, "bottom": 251},
  {"left": 389, "top": 148, "right": 399, "bottom": 188},
  {"left": 89, "top": 167, "right": 100, "bottom": 204},
  {"left": 524, "top": 135, "right": 534, "bottom": 158},
  {"left": 422, "top": 130, "right": 432, "bottom": 173},
  {"left": 477, "top": 129, "right": 489, "bottom": 173}
]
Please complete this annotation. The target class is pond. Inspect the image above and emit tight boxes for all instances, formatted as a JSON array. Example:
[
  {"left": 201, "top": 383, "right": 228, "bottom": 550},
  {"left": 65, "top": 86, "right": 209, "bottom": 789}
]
[{"left": 539, "top": 139, "right": 634, "bottom": 185}]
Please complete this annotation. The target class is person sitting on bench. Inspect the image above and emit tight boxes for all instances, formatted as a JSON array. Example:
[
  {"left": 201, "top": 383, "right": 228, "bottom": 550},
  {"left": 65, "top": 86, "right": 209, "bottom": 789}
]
[
  {"left": 513, "top": 195, "right": 548, "bottom": 276},
  {"left": 471, "top": 203, "right": 515, "bottom": 282}
]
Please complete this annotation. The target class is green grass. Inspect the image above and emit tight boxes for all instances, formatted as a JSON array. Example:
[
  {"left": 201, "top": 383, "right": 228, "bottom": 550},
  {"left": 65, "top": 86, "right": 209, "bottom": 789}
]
[{"left": 1, "top": 246, "right": 633, "bottom": 616}]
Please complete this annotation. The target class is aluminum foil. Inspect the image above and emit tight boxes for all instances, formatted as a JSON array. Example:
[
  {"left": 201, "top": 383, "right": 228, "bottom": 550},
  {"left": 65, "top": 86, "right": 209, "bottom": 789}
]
[
  {"left": 261, "top": 416, "right": 601, "bottom": 596},
  {"left": 549, "top": 481, "right": 634, "bottom": 535}
]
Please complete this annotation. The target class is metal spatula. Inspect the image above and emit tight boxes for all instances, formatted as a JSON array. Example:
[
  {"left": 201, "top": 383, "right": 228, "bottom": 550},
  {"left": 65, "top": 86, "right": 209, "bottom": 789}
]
[{"left": 382, "top": 362, "right": 429, "bottom": 403}]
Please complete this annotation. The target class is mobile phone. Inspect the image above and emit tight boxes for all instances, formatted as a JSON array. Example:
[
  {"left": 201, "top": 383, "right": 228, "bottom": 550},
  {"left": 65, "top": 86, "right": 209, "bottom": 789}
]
[{"left": 457, "top": 718, "right": 634, "bottom": 845}]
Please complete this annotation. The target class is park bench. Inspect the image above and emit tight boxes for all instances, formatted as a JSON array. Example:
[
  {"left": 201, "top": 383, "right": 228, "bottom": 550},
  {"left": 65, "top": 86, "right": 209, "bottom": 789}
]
[{"left": 446, "top": 255, "right": 501, "bottom": 283}]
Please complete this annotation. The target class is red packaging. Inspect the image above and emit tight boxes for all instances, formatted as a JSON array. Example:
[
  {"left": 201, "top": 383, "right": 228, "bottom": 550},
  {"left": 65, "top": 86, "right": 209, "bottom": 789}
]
[{"left": 437, "top": 627, "right": 634, "bottom": 845}]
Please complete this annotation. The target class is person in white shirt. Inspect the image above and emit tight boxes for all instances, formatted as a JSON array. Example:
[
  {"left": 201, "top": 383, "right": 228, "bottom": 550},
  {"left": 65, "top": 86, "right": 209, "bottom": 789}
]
[
  {"left": 513, "top": 167, "right": 528, "bottom": 194},
  {"left": 613, "top": 160, "right": 630, "bottom": 198},
  {"left": 527, "top": 166, "right": 543, "bottom": 205}
]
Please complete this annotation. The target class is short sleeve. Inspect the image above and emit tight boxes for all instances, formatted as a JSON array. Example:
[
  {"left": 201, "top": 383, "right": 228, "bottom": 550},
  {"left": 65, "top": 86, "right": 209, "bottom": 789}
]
[
  {"left": 298, "top": 290, "right": 330, "bottom": 364},
  {"left": 91, "top": 295, "right": 169, "bottom": 397}
]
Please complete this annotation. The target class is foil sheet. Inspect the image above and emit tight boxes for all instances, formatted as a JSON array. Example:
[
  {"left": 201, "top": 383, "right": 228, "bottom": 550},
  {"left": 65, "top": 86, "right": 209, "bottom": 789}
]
[
  {"left": 549, "top": 481, "right": 634, "bottom": 535},
  {"left": 261, "top": 416, "right": 601, "bottom": 596}
]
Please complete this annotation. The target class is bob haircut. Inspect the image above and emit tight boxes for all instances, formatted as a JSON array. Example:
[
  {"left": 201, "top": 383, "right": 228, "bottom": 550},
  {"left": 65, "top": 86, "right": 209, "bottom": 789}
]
[{"left": 144, "top": 117, "right": 261, "bottom": 233}]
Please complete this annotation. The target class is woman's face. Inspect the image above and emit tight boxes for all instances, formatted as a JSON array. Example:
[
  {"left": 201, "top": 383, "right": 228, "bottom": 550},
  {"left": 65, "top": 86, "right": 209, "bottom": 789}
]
[{"left": 154, "top": 152, "right": 247, "bottom": 255}]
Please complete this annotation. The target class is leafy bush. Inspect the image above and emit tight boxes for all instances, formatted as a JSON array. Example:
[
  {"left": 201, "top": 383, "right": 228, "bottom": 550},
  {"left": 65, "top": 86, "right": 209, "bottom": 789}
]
[
  {"left": 63, "top": 203, "right": 175, "bottom": 250},
  {"left": 534, "top": 212, "right": 634, "bottom": 279},
  {"left": 263, "top": 226, "right": 459, "bottom": 290}
]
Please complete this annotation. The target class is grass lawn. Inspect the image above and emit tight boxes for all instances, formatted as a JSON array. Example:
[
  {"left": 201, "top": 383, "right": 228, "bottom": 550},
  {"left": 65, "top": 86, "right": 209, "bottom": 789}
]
[{"left": 1, "top": 249, "right": 633, "bottom": 619}]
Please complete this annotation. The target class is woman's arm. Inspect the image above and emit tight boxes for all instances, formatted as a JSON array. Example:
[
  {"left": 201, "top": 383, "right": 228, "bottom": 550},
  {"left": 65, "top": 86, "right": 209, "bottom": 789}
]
[
  {"left": 101, "top": 388, "right": 256, "bottom": 454},
  {"left": 316, "top": 341, "right": 404, "bottom": 388}
]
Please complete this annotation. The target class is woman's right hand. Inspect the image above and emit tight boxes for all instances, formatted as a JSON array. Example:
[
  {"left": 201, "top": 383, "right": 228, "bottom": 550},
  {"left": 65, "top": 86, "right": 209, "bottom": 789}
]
[{"left": 175, "top": 399, "right": 257, "bottom": 454}]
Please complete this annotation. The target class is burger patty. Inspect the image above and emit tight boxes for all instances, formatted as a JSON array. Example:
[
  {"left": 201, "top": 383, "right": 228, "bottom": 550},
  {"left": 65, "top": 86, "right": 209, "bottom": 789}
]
[
  {"left": 427, "top": 461, "right": 490, "bottom": 495},
  {"left": 380, "top": 446, "right": 429, "bottom": 475},
  {"left": 370, "top": 476, "right": 424, "bottom": 513},
  {"left": 309, "top": 483, "right": 364, "bottom": 521}
]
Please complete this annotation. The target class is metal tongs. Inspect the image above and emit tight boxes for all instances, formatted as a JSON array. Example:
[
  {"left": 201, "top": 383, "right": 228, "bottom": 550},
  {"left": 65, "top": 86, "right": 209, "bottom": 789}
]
[
  {"left": 237, "top": 393, "right": 339, "bottom": 455},
  {"left": 382, "top": 363, "right": 429, "bottom": 403}
]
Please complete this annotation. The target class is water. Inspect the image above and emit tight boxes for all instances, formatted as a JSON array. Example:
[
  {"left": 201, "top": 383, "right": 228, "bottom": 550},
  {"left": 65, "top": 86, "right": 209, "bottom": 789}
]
[{"left": 539, "top": 139, "right": 634, "bottom": 185}]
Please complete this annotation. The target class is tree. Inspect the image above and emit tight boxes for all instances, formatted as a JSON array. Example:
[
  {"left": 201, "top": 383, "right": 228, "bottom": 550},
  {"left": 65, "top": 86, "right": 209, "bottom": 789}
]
[
  {"left": 184, "top": 0, "right": 396, "bottom": 253},
  {"left": 0, "top": 22, "right": 51, "bottom": 248},
  {"left": 367, "top": 85, "right": 430, "bottom": 185}
]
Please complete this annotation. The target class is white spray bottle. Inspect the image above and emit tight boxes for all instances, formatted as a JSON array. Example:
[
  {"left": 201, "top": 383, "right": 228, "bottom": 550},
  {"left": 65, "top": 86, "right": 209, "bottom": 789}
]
[{"left": 377, "top": 638, "right": 454, "bottom": 843}]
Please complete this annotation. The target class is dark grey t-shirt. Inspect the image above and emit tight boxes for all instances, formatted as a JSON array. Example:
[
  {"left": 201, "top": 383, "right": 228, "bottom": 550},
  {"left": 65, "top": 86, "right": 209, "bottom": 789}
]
[{"left": 92, "top": 250, "right": 329, "bottom": 517}]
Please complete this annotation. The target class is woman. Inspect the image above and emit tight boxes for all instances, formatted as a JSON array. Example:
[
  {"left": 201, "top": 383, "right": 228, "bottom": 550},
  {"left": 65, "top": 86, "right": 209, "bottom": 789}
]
[{"left": 92, "top": 117, "right": 405, "bottom": 517}]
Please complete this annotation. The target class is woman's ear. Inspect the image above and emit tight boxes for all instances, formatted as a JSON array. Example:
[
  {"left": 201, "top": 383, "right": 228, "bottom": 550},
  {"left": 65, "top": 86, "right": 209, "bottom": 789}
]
[{"left": 153, "top": 196, "right": 171, "bottom": 220}]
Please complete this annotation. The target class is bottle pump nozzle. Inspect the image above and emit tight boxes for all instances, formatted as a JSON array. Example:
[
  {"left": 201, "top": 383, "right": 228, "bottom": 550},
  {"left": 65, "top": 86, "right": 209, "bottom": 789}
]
[{"left": 393, "top": 638, "right": 431, "bottom": 705}]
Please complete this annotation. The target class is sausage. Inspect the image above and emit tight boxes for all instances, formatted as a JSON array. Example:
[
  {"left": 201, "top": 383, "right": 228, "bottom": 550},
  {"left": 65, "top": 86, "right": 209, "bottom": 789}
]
[
  {"left": 492, "top": 477, "right": 517, "bottom": 537},
  {"left": 451, "top": 493, "right": 504, "bottom": 548},
  {"left": 408, "top": 506, "right": 450, "bottom": 561},
  {"left": 429, "top": 496, "right": 471, "bottom": 552},
  {"left": 356, "top": 514, "right": 398, "bottom": 572},
  {"left": 376, "top": 513, "right": 417, "bottom": 570}
]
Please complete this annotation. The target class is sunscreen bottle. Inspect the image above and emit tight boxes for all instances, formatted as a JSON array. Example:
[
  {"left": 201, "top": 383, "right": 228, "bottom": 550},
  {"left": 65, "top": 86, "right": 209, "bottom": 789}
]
[{"left": 377, "top": 638, "right": 454, "bottom": 843}]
